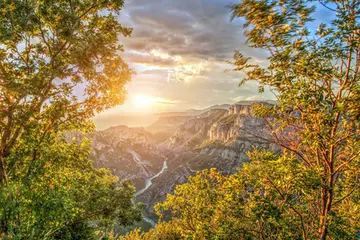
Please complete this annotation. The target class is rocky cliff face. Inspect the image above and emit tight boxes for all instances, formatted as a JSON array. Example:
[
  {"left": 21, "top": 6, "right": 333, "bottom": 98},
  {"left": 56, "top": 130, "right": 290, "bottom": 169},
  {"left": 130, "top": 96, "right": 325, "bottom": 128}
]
[
  {"left": 209, "top": 105, "right": 268, "bottom": 142},
  {"left": 165, "top": 109, "right": 227, "bottom": 150},
  {"left": 89, "top": 125, "right": 166, "bottom": 190}
]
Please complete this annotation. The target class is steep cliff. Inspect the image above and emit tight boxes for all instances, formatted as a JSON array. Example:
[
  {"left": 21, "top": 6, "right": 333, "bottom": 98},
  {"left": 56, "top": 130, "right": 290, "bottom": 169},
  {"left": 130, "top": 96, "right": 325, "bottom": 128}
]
[
  {"left": 165, "top": 109, "right": 227, "bottom": 150},
  {"left": 208, "top": 104, "right": 270, "bottom": 143},
  {"left": 196, "top": 102, "right": 277, "bottom": 171},
  {"left": 89, "top": 125, "right": 166, "bottom": 190}
]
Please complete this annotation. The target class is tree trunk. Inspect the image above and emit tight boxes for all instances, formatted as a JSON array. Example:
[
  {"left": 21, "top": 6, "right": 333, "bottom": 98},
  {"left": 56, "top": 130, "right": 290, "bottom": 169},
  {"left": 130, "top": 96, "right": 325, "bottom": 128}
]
[
  {"left": 319, "top": 178, "right": 334, "bottom": 239},
  {"left": 0, "top": 153, "right": 6, "bottom": 184},
  {"left": 319, "top": 207, "right": 328, "bottom": 240}
]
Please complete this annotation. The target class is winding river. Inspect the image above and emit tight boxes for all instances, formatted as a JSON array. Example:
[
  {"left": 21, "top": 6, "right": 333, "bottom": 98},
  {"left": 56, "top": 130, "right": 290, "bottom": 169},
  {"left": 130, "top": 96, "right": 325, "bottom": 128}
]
[
  {"left": 135, "top": 160, "right": 168, "bottom": 197},
  {"left": 135, "top": 160, "right": 168, "bottom": 227}
]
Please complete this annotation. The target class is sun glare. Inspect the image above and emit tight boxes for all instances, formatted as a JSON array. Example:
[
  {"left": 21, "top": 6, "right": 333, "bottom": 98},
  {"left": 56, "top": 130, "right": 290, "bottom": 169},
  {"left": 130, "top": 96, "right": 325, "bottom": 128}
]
[
  {"left": 133, "top": 95, "right": 155, "bottom": 109},
  {"left": 132, "top": 94, "right": 176, "bottom": 112}
]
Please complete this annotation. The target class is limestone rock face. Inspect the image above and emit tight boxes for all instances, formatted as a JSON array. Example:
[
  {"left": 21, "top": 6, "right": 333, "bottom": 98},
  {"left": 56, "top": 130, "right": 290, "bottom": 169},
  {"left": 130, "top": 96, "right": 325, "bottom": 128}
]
[
  {"left": 165, "top": 109, "right": 227, "bottom": 150},
  {"left": 209, "top": 104, "right": 268, "bottom": 143},
  {"left": 89, "top": 125, "right": 166, "bottom": 190},
  {"left": 227, "top": 104, "right": 252, "bottom": 115}
]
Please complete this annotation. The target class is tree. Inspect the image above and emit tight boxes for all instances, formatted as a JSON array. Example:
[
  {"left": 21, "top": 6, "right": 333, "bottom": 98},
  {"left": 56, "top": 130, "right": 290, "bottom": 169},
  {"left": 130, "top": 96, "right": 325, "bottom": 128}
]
[
  {"left": 124, "top": 1, "right": 360, "bottom": 239},
  {"left": 125, "top": 151, "right": 358, "bottom": 239},
  {"left": 230, "top": 0, "right": 360, "bottom": 239},
  {"left": 154, "top": 169, "right": 251, "bottom": 240},
  {"left": 122, "top": 169, "right": 252, "bottom": 240},
  {"left": 1, "top": 130, "right": 141, "bottom": 238},
  {"left": 0, "top": 0, "right": 140, "bottom": 238},
  {"left": 0, "top": 0, "right": 132, "bottom": 184},
  {"left": 119, "top": 222, "right": 181, "bottom": 240}
]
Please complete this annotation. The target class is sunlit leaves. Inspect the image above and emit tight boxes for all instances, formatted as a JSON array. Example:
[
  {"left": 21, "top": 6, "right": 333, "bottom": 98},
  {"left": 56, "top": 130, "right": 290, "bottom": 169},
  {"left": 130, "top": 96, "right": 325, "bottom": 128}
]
[
  {"left": 0, "top": 0, "right": 139, "bottom": 238},
  {"left": 1, "top": 129, "right": 141, "bottom": 239},
  {"left": 230, "top": 0, "right": 360, "bottom": 238}
]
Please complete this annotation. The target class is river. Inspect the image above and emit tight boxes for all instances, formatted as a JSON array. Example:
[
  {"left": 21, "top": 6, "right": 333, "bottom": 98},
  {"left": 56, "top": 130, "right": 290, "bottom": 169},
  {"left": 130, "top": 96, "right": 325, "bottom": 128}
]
[
  {"left": 135, "top": 160, "right": 168, "bottom": 226},
  {"left": 135, "top": 160, "right": 168, "bottom": 197}
]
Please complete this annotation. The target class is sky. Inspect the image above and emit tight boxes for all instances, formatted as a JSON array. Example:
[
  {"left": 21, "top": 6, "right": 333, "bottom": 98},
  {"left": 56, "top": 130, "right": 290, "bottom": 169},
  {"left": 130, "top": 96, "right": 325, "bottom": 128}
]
[
  {"left": 96, "top": 0, "right": 273, "bottom": 116},
  {"left": 96, "top": 0, "right": 334, "bottom": 117}
]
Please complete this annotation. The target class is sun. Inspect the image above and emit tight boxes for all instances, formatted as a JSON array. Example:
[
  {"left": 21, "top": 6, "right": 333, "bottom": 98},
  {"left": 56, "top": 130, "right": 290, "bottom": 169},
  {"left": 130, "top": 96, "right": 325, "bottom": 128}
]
[{"left": 133, "top": 94, "right": 155, "bottom": 109}]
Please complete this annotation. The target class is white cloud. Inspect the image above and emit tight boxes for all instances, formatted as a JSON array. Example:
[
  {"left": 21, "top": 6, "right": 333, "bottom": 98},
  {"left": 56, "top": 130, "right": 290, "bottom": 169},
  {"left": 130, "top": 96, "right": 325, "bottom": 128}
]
[
  {"left": 167, "top": 61, "right": 207, "bottom": 83},
  {"left": 150, "top": 49, "right": 183, "bottom": 63}
]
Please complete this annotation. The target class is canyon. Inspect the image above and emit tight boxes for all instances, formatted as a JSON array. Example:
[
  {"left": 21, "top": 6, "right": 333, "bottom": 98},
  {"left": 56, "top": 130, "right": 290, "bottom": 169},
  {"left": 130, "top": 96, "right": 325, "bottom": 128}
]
[{"left": 89, "top": 101, "right": 277, "bottom": 224}]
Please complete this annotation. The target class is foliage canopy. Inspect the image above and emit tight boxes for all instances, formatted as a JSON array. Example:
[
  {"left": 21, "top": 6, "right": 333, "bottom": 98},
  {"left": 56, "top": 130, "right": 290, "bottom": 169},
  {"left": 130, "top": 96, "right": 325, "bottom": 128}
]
[
  {"left": 123, "top": 1, "right": 360, "bottom": 239},
  {"left": 0, "top": 0, "right": 140, "bottom": 238}
]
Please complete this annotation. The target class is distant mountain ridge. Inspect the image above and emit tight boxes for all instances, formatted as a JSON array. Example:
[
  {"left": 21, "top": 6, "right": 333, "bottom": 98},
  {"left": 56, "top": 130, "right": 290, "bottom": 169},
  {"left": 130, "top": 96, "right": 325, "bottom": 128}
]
[
  {"left": 185, "top": 104, "right": 231, "bottom": 113},
  {"left": 93, "top": 103, "right": 238, "bottom": 130}
]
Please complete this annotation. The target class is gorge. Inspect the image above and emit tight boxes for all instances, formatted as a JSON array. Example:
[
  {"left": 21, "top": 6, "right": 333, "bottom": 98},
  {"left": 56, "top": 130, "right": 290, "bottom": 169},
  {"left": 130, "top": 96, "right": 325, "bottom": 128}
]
[{"left": 90, "top": 101, "right": 277, "bottom": 223}]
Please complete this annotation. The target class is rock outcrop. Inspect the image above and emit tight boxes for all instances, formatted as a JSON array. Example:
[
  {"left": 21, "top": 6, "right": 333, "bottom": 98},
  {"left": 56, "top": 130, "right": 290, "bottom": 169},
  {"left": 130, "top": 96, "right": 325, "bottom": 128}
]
[
  {"left": 209, "top": 104, "right": 269, "bottom": 142},
  {"left": 165, "top": 109, "right": 227, "bottom": 150},
  {"left": 89, "top": 125, "right": 166, "bottom": 190}
]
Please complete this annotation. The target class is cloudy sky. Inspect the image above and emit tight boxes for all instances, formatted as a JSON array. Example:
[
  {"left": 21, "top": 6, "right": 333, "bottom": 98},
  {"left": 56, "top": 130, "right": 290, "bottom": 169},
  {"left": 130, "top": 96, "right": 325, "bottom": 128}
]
[
  {"left": 97, "top": 0, "right": 332, "bottom": 116},
  {"left": 94, "top": 0, "right": 268, "bottom": 115}
]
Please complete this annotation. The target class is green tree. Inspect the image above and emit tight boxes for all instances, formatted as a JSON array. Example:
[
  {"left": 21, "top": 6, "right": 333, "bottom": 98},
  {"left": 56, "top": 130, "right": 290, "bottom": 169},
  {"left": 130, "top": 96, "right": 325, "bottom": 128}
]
[
  {"left": 154, "top": 169, "right": 251, "bottom": 240},
  {"left": 125, "top": 151, "right": 358, "bottom": 239},
  {"left": 120, "top": 222, "right": 181, "bottom": 240},
  {"left": 230, "top": 0, "right": 360, "bottom": 239},
  {"left": 122, "top": 169, "right": 252, "bottom": 240},
  {"left": 125, "top": 1, "right": 360, "bottom": 239},
  {"left": 0, "top": 0, "right": 132, "bottom": 183},
  {"left": 1, "top": 124, "right": 141, "bottom": 239},
  {"left": 0, "top": 0, "right": 141, "bottom": 238}
]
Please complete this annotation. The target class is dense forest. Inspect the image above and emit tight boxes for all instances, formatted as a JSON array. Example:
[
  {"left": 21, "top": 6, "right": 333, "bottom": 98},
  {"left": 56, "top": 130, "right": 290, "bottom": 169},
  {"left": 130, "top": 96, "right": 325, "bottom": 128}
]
[{"left": 0, "top": 0, "right": 359, "bottom": 239}]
